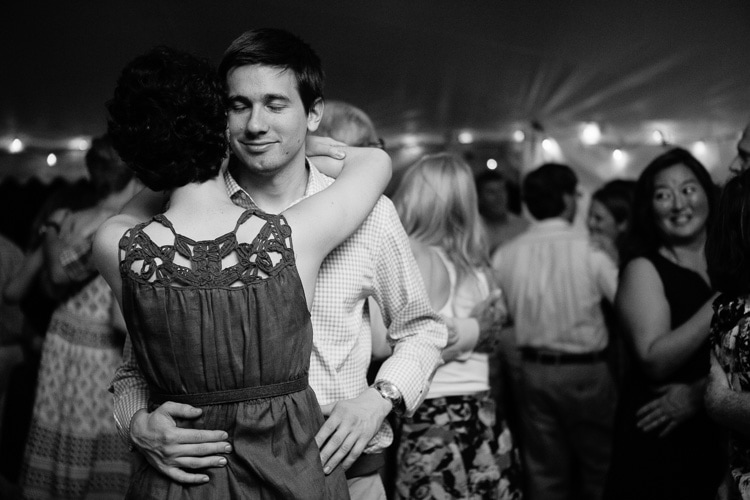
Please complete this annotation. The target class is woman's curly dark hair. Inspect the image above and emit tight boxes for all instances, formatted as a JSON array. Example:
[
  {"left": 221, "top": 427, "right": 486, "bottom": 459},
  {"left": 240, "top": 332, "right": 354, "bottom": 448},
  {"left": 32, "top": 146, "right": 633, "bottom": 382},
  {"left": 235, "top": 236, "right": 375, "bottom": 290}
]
[{"left": 107, "top": 46, "right": 228, "bottom": 191}]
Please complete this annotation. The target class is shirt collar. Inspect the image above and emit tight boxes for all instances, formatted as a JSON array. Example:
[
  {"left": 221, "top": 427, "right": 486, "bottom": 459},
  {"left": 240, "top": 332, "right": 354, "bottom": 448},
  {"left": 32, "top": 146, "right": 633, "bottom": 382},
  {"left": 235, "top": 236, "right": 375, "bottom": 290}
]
[
  {"left": 529, "top": 217, "right": 573, "bottom": 231},
  {"left": 224, "top": 156, "right": 327, "bottom": 210}
]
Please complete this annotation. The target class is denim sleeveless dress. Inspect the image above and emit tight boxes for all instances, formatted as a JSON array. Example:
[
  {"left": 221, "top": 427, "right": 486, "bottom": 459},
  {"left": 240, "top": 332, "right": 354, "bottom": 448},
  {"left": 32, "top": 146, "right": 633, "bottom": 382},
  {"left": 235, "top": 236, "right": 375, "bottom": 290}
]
[{"left": 119, "top": 209, "right": 349, "bottom": 499}]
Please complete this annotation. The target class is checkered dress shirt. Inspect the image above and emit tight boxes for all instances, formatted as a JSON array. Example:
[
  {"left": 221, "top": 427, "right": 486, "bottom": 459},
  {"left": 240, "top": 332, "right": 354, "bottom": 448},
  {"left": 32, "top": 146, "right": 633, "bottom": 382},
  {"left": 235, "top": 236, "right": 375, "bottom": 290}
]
[{"left": 112, "top": 161, "right": 447, "bottom": 453}]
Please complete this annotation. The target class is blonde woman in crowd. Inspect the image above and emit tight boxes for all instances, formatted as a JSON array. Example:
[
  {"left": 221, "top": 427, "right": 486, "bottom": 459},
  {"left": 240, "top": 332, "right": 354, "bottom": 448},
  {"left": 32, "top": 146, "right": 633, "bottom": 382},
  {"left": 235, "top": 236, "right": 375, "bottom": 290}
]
[{"left": 392, "top": 153, "right": 522, "bottom": 499}]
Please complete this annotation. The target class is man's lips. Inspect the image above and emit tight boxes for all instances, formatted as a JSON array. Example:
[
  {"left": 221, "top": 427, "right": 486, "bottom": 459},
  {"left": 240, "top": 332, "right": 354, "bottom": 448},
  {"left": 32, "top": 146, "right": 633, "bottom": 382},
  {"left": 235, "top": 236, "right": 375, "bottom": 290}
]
[{"left": 239, "top": 141, "right": 276, "bottom": 153}]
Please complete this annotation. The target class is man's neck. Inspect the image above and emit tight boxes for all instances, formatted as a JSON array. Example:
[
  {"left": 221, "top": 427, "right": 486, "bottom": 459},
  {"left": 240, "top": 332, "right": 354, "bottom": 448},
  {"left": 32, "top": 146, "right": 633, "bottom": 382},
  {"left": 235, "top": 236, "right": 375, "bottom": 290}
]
[{"left": 229, "top": 155, "right": 309, "bottom": 213}]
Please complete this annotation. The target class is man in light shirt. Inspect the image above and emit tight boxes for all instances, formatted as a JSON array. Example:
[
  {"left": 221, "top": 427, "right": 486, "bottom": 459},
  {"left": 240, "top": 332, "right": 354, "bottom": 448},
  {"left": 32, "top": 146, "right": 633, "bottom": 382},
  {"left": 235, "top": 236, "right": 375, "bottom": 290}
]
[{"left": 492, "top": 163, "right": 618, "bottom": 500}]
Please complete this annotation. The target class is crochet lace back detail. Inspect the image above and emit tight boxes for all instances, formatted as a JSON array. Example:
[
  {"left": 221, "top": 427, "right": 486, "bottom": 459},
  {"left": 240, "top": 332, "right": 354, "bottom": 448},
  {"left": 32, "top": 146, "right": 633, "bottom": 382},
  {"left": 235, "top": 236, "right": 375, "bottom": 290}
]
[{"left": 119, "top": 209, "right": 294, "bottom": 288}]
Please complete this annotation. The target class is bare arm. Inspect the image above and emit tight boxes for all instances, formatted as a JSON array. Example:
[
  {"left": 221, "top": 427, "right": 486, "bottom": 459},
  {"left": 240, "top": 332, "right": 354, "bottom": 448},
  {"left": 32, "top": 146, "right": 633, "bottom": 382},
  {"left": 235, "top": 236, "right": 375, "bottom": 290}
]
[
  {"left": 285, "top": 147, "right": 391, "bottom": 269},
  {"left": 705, "top": 350, "right": 750, "bottom": 437},
  {"left": 616, "top": 257, "right": 714, "bottom": 382}
]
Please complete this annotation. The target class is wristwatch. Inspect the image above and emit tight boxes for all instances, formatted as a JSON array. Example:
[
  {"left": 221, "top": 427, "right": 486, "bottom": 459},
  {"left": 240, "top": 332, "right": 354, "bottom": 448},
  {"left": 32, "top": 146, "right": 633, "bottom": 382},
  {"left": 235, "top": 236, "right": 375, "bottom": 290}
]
[{"left": 371, "top": 380, "right": 405, "bottom": 416}]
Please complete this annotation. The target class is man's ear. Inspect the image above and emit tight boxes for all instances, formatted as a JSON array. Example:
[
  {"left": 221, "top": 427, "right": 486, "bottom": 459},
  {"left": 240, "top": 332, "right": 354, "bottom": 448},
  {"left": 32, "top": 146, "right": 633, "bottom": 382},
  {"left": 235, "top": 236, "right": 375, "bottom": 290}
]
[{"left": 306, "top": 98, "right": 324, "bottom": 133}]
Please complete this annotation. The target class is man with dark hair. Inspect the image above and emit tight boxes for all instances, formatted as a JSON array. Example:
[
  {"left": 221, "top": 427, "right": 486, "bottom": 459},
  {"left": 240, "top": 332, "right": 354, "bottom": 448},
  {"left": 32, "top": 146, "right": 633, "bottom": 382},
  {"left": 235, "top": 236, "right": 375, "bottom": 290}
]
[
  {"left": 111, "top": 28, "right": 446, "bottom": 499},
  {"left": 492, "top": 163, "right": 618, "bottom": 500},
  {"left": 475, "top": 169, "right": 528, "bottom": 254}
]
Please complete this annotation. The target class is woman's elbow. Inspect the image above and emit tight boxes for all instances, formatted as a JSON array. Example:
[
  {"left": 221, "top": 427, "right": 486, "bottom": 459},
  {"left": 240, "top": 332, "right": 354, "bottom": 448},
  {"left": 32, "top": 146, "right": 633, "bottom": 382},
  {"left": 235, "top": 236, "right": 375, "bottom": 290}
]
[{"left": 639, "top": 356, "right": 672, "bottom": 383}]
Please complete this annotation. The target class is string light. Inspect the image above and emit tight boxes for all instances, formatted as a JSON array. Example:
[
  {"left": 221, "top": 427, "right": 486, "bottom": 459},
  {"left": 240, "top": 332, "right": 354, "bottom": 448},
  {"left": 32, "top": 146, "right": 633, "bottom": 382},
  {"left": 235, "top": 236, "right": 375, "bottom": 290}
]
[
  {"left": 47, "top": 153, "right": 57, "bottom": 167},
  {"left": 512, "top": 130, "right": 525, "bottom": 142},
  {"left": 581, "top": 123, "right": 601, "bottom": 145},
  {"left": 691, "top": 140, "right": 707, "bottom": 156},
  {"left": 486, "top": 158, "right": 498, "bottom": 170},
  {"left": 9, "top": 138, "right": 24, "bottom": 153},
  {"left": 68, "top": 137, "right": 91, "bottom": 151},
  {"left": 458, "top": 131, "right": 474, "bottom": 144}
]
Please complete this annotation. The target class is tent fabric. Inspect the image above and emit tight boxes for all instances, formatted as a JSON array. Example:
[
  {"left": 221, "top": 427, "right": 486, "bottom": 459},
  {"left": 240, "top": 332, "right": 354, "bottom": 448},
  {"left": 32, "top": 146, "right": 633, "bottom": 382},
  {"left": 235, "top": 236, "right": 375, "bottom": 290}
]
[{"left": 2, "top": 1, "right": 750, "bottom": 182}]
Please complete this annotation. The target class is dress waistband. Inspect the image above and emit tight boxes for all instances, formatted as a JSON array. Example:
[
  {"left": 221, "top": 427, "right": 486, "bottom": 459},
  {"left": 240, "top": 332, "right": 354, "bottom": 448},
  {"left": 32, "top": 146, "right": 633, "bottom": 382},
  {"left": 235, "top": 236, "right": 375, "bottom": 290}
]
[{"left": 150, "top": 375, "right": 308, "bottom": 406}]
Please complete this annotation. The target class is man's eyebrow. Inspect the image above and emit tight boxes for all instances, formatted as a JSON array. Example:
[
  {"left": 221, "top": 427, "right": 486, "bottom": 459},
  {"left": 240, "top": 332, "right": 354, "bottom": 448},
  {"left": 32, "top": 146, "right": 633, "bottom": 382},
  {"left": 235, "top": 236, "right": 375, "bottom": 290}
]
[
  {"left": 227, "top": 95, "right": 251, "bottom": 104},
  {"left": 263, "top": 93, "right": 291, "bottom": 103}
]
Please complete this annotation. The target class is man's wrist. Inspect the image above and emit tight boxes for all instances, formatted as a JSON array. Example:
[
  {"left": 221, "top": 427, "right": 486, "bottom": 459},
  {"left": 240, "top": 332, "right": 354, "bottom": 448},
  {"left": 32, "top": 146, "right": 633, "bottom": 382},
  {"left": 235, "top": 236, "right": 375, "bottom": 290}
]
[{"left": 370, "top": 380, "right": 405, "bottom": 416}]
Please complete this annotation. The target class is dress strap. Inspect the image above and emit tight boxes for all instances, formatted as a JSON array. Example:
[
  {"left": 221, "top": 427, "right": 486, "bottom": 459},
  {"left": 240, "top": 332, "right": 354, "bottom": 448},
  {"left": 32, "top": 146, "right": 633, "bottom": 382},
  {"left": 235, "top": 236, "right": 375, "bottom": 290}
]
[
  {"left": 151, "top": 214, "right": 178, "bottom": 237},
  {"left": 231, "top": 208, "right": 257, "bottom": 234}
]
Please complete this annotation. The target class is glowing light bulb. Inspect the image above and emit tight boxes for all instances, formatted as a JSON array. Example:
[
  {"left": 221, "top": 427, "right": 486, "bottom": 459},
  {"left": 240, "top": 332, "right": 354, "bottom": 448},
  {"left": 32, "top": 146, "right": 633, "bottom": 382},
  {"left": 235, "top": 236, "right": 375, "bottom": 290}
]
[
  {"left": 69, "top": 137, "right": 91, "bottom": 151},
  {"left": 402, "top": 135, "right": 419, "bottom": 148},
  {"left": 458, "top": 131, "right": 474, "bottom": 144},
  {"left": 652, "top": 130, "right": 665, "bottom": 144},
  {"left": 612, "top": 149, "right": 628, "bottom": 172},
  {"left": 692, "top": 141, "right": 707, "bottom": 156},
  {"left": 9, "top": 138, "right": 23, "bottom": 153},
  {"left": 542, "top": 139, "right": 553, "bottom": 151},
  {"left": 486, "top": 159, "right": 498, "bottom": 170},
  {"left": 581, "top": 123, "right": 601, "bottom": 145},
  {"left": 512, "top": 130, "right": 525, "bottom": 142},
  {"left": 47, "top": 153, "right": 57, "bottom": 167}
]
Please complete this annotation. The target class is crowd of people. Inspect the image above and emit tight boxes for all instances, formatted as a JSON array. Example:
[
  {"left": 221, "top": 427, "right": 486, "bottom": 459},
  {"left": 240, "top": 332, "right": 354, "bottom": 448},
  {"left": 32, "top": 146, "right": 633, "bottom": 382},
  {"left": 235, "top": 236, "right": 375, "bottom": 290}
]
[{"left": 2, "top": 25, "right": 750, "bottom": 500}]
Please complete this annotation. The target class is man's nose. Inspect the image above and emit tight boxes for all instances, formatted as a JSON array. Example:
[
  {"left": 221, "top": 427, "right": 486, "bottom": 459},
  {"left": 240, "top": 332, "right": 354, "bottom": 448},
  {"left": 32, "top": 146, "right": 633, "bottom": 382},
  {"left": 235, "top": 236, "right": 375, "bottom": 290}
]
[{"left": 245, "top": 109, "right": 268, "bottom": 135}]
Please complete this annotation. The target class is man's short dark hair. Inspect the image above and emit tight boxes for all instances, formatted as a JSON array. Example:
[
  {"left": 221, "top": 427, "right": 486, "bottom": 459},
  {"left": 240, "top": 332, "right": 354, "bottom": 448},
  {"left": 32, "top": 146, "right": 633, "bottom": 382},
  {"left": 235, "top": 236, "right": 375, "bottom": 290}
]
[
  {"left": 474, "top": 169, "right": 506, "bottom": 190},
  {"left": 523, "top": 163, "right": 578, "bottom": 220},
  {"left": 218, "top": 28, "right": 324, "bottom": 114}
]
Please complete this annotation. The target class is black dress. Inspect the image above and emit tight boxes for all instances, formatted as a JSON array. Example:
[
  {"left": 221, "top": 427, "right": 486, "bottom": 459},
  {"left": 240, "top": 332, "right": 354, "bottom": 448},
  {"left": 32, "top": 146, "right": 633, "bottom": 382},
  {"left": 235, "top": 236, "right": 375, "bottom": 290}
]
[
  {"left": 604, "top": 252, "right": 726, "bottom": 500},
  {"left": 119, "top": 210, "right": 350, "bottom": 499}
]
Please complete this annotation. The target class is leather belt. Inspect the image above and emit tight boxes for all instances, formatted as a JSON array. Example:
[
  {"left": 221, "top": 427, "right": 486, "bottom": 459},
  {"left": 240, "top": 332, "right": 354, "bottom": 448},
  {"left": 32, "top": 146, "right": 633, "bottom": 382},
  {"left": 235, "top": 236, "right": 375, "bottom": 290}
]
[{"left": 520, "top": 347, "right": 607, "bottom": 365}]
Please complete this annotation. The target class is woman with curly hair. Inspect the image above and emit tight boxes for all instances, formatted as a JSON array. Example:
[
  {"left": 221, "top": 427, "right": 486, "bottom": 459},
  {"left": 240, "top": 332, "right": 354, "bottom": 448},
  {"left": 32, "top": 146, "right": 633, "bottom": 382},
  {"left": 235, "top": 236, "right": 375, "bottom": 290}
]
[
  {"left": 391, "top": 153, "right": 522, "bottom": 500},
  {"left": 94, "top": 46, "right": 390, "bottom": 499}
]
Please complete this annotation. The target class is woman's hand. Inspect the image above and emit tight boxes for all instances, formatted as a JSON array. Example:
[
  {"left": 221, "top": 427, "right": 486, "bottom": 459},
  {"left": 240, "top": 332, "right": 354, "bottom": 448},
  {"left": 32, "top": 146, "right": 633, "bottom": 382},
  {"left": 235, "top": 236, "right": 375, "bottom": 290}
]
[
  {"left": 636, "top": 381, "right": 704, "bottom": 437},
  {"left": 470, "top": 289, "right": 508, "bottom": 353},
  {"left": 305, "top": 136, "right": 347, "bottom": 177}
]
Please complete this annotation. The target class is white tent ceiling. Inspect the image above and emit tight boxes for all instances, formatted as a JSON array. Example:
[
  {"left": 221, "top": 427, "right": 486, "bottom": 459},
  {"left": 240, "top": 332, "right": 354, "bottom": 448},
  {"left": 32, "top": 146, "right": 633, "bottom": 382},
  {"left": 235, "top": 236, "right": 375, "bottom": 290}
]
[{"left": 2, "top": 0, "right": 749, "bottom": 183}]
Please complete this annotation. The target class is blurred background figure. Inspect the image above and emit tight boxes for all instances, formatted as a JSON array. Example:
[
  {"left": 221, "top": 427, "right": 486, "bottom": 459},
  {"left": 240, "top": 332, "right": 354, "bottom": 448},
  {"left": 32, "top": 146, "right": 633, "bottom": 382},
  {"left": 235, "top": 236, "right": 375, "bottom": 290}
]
[
  {"left": 476, "top": 169, "right": 528, "bottom": 256},
  {"left": 587, "top": 179, "right": 636, "bottom": 388},
  {"left": 0, "top": 234, "right": 25, "bottom": 498},
  {"left": 392, "top": 153, "right": 522, "bottom": 499},
  {"left": 705, "top": 167, "right": 750, "bottom": 500},
  {"left": 0, "top": 234, "right": 25, "bottom": 423},
  {"left": 314, "top": 99, "right": 384, "bottom": 148},
  {"left": 15, "top": 135, "right": 140, "bottom": 499},
  {"left": 587, "top": 179, "right": 636, "bottom": 265},
  {"left": 493, "top": 163, "right": 618, "bottom": 500},
  {"left": 728, "top": 121, "right": 750, "bottom": 173},
  {"left": 1, "top": 144, "right": 127, "bottom": 492},
  {"left": 604, "top": 148, "right": 726, "bottom": 500},
  {"left": 476, "top": 168, "right": 530, "bottom": 456}
]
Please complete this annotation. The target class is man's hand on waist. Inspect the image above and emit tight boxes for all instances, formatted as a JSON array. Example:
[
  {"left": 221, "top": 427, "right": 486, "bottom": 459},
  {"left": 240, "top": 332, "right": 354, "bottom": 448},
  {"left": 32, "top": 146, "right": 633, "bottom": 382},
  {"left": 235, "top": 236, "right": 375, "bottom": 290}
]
[
  {"left": 130, "top": 402, "right": 232, "bottom": 484},
  {"left": 315, "top": 388, "right": 392, "bottom": 475}
]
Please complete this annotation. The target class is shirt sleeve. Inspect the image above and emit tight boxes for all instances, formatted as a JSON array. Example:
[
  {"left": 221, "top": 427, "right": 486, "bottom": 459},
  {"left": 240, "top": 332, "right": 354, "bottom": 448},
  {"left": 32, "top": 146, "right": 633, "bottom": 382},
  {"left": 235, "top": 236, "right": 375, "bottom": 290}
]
[
  {"left": 59, "top": 239, "right": 97, "bottom": 283},
  {"left": 110, "top": 333, "right": 149, "bottom": 446},
  {"left": 370, "top": 200, "right": 448, "bottom": 415}
]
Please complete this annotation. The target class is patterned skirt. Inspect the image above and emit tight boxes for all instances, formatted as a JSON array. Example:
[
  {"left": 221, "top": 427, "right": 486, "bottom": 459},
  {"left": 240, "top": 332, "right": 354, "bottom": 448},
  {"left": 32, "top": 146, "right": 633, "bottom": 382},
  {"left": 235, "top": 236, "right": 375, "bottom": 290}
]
[
  {"left": 20, "top": 277, "right": 132, "bottom": 499},
  {"left": 395, "top": 393, "right": 523, "bottom": 500}
]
